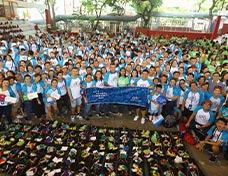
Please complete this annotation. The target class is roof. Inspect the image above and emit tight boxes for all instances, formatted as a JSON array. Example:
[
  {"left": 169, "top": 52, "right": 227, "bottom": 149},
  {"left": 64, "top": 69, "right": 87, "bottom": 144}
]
[
  {"left": 55, "top": 12, "right": 228, "bottom": 22},
  {"left": 56, "top": 14, "right": 141, "bottom": 22}
]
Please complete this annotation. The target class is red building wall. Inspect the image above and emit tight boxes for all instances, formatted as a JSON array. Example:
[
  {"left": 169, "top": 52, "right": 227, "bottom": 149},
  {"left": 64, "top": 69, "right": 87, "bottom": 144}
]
[{"left": 134, "top": 28, "right": 212, "bottom": 40}]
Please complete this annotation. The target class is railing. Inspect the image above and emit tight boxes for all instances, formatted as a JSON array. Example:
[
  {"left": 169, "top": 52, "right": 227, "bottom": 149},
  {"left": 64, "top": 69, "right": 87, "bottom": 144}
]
[{"left": 2, "top": 0, "right": 19, "bottom": 19}]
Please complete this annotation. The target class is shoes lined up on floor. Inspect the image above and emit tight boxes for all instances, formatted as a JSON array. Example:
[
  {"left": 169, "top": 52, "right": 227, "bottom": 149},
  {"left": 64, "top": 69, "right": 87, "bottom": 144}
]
[{"left": 0, "top": 121, "right": 204, "bottom": 175}]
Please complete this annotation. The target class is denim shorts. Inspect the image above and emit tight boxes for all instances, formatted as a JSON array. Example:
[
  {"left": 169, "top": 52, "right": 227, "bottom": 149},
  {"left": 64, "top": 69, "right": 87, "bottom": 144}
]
[
  {"left": 71, "top": 96, "right": 82, "bottom": 108},
  {"left": 46, "top": 101, "right": 57, "bottom": 107}
]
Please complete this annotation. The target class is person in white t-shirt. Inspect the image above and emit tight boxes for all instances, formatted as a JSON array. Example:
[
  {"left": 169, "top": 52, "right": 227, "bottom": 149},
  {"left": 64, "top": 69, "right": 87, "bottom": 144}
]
[
  {"left": 66, "top": 67, "right": 83, "bottom": 120},
  {"left": 186, "top": 100, "right": 215, "bottom": 139},
  {"left": 133, "top": 69, "right": 153, "bottom": 124},
  {"left": 56, "top": 71, "right": 70, "bottom": 117}
]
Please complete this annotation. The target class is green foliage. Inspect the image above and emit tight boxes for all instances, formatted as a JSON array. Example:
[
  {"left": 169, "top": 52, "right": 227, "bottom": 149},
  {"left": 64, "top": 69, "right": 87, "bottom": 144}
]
[
  {"left": 131, "top": 0, "right": 162, "bottom": 28},
  {"left": 80, "top": 0, "right": 128, "bottom": 30},
  {"left": 109, "top": 0, "right": 129, "bottom": 16}
]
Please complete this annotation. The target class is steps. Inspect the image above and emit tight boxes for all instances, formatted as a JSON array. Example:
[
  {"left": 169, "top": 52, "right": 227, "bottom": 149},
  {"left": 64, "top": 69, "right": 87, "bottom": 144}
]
[{"left": 0, "top": 17, "right": 45, "bottom": 38}]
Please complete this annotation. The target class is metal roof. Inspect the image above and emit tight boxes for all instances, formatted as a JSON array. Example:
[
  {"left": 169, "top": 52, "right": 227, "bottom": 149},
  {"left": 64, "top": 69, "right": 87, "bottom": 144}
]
[{"left": 55, "top": 12, "right": 228, "bottom": 22}]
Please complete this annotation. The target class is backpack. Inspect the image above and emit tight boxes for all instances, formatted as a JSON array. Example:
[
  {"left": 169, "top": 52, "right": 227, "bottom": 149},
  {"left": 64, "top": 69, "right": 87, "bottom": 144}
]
[{"left": 163, "top": 115, "right": 177, "bottom": 128}]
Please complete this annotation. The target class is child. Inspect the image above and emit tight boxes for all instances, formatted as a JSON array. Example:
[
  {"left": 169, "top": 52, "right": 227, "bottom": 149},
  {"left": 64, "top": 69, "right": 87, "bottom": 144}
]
[
  {"left": 44, "top": 79, "right": 61, "bottom": 120},
  {"left": 195, "top": 118, "right": 228, "bottom": 163},
  {"left": 148, "top": 84, "right": 162, "bottom": 122}
]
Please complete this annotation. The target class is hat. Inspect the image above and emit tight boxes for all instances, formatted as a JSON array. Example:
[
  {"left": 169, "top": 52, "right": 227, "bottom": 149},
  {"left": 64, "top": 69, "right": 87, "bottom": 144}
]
[{"left": 11, "top": 43, "right": 17, "bottom": 47}]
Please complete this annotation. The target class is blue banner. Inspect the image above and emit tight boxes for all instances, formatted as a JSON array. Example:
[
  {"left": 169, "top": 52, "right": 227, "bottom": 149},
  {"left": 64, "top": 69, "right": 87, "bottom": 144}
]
[{"left": 85, "top": 87, "right": 149, "bottom": 107}]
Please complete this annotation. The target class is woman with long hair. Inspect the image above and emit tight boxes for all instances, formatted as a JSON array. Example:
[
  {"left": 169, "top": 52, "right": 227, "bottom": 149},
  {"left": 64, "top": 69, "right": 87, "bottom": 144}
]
[{"left": 0, "top": 78, "right": 16, "bottom": 125}]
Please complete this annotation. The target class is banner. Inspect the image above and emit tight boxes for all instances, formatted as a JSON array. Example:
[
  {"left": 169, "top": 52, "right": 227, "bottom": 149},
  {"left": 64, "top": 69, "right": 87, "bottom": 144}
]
[{"left": 85, "top": 87, "right": 149, "bottom": 107}]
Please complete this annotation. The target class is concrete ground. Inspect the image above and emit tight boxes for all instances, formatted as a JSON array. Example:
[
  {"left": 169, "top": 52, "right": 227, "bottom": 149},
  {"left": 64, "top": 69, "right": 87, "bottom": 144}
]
[{"left": 1, "top": 112, "right": 228, "bottom": 176}]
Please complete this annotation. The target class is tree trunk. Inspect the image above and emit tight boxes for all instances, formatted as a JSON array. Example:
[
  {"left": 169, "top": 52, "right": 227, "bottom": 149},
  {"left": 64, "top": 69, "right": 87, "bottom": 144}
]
[
  {"left": 143, "top": 17, "right": 150, "bottom": 28},
  {"left": 94, "top": 18, "right": 100, "bottom": 31},
  {"left": 208, "top": 0, "right": 217, "bottom": 32},
  {"left": 51, "top": 3, "right": 56, "bottom": 28},
  {"left": 47, "top": 2, "right": 52, "bottom": 27}
]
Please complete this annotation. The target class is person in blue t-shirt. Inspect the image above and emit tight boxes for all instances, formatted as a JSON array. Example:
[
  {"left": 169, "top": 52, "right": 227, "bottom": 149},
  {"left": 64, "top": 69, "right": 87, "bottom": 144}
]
[
  {"left": 22, "top": 74, "right": 37, "bottom": 121},
  {"left": 206, "top": 86, "right": 225, "bottom": 115},
  {"left": 186, "top": 100, "right": 215, "bottom": 139},
  {"left": 148, "top": 84, "right": 162, "bottom": 121},
  {"left": 181, "top": 81, "right": 204, "bottom": 122},
  {"left": 103, "top": 63, "right": 118, "bottom": 118},
  {"left": 163, "top": 78, "right": 179, "bottom": 115},
  {"left": 195, "top": 118, "right": 228, "bottom": 163},
  {"left": 82, "top": 73, "right": 95, "bottom": 120},
  {"left": 44, "top": 79, "right": 61, "bottom": 120},
  {"left": 0, "top": 78, "right": 16, "bottom": 124}
]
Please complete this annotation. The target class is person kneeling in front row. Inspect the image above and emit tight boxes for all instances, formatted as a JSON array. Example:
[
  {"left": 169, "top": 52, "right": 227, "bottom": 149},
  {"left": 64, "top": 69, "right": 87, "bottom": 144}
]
[{"left": 195, "top": 118, "right": 228, "bottom": 163}]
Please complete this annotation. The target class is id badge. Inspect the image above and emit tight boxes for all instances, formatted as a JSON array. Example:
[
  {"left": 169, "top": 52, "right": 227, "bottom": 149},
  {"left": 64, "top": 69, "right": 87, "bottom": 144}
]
[{"left": 189, "top": 104, "right": 192, "bottom": 110}]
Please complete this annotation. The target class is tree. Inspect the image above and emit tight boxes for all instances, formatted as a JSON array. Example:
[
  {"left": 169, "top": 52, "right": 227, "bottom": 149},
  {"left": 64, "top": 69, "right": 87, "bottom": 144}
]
[
  {"left": 195, "top": 0, "right": 206, "bottom": 12},
  {"left": 131, "top": 0, "right": 162, "bottom": 28},
  {"left": 81, "top": 0, "right": 113, "bottom": 30},
  {"left": 110, "top": 0, "right": 128, "bottom": 16}
]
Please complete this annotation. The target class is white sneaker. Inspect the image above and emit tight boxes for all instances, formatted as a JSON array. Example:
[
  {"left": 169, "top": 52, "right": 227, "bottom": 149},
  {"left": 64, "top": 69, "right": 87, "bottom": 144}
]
[
  {"left": 16, "top": 114, "right": 23, "bottom": 119},
  {"left": 118, "top": 113, "right": 123, "bottom": 116},
  {"left": 71, "top": 115, "right": 75, "bottom": 120},
  {"left": 141, "top": 118, "right": 145, "bottom": 124},
  {"left": 77, "top": 114, "right": 83, "bottom": 120},
  {"left": 134, "top": 116, "right": 139, "bottom": 121},
  {"left": 149, "top": 115, "right": 153, "bottom": 121}
]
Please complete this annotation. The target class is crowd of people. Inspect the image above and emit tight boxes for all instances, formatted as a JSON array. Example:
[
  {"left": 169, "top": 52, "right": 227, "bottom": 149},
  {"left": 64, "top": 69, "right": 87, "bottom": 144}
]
[{"left": 0, "top": 31, "right": 228, "bottom": 162}]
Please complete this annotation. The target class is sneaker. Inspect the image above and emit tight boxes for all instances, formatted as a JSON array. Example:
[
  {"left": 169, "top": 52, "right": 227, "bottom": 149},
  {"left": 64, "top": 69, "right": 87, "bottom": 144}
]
[
  {"left": 209, "top": 155, "right": 218, "bottom": 163},
  {"left": 16, "top": 114, "right": 23, "bottom": 119},
  {"left": 77, "top": 114, "right": 83, "bottom": 120},
  {"left": 141, "top": 118, "right": 145, "bottom": 124},
  {"left": 110, "top": 111, "right": 118, "bottom": 115},
  {"left": 134, "top": 116, "right": 139, "bottom": 121},
  {"left": 118, "top": 113, "right": 123, "bottom": 116},
  {"left": 149, "top": 115, "right": 153, "bottom": 121},
  {"left": 105, "top": 114, "right": 110, "bottom": 119},
  {"left": 71, "top": 115, "right": 75, "bottom": 121},
  {"left": 96, "top": 113, "right": 102, "bottom": 118}
]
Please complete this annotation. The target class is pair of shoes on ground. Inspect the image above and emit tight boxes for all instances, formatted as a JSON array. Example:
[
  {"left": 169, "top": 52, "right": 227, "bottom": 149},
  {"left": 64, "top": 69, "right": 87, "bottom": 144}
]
[
  {"left": 133, "top": 116, "right": 145, "bottom": 124},
  {"left": 71, "top": 114, "right": 83, "bottom": 121}
]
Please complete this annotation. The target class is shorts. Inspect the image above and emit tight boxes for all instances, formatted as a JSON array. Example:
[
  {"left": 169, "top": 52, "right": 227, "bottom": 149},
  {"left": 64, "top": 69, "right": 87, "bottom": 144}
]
[
  {"left": 71, "top": 96, "right": 82, "bottom": 108},
  {"left": 46, "top": 101, "right": 57, "bottom": 107}
]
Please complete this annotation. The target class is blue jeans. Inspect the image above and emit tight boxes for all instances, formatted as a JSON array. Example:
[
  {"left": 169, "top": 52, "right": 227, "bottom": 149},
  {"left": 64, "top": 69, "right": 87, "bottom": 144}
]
[
  {"left": 0, "top": 105, "right": 12, "bottom": 124},
  {"left": 84, "top": 103, "right": 92, "bottom": 117},
  {"left": 24, "top": 100, "right": 32, "bottom": 120}
]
